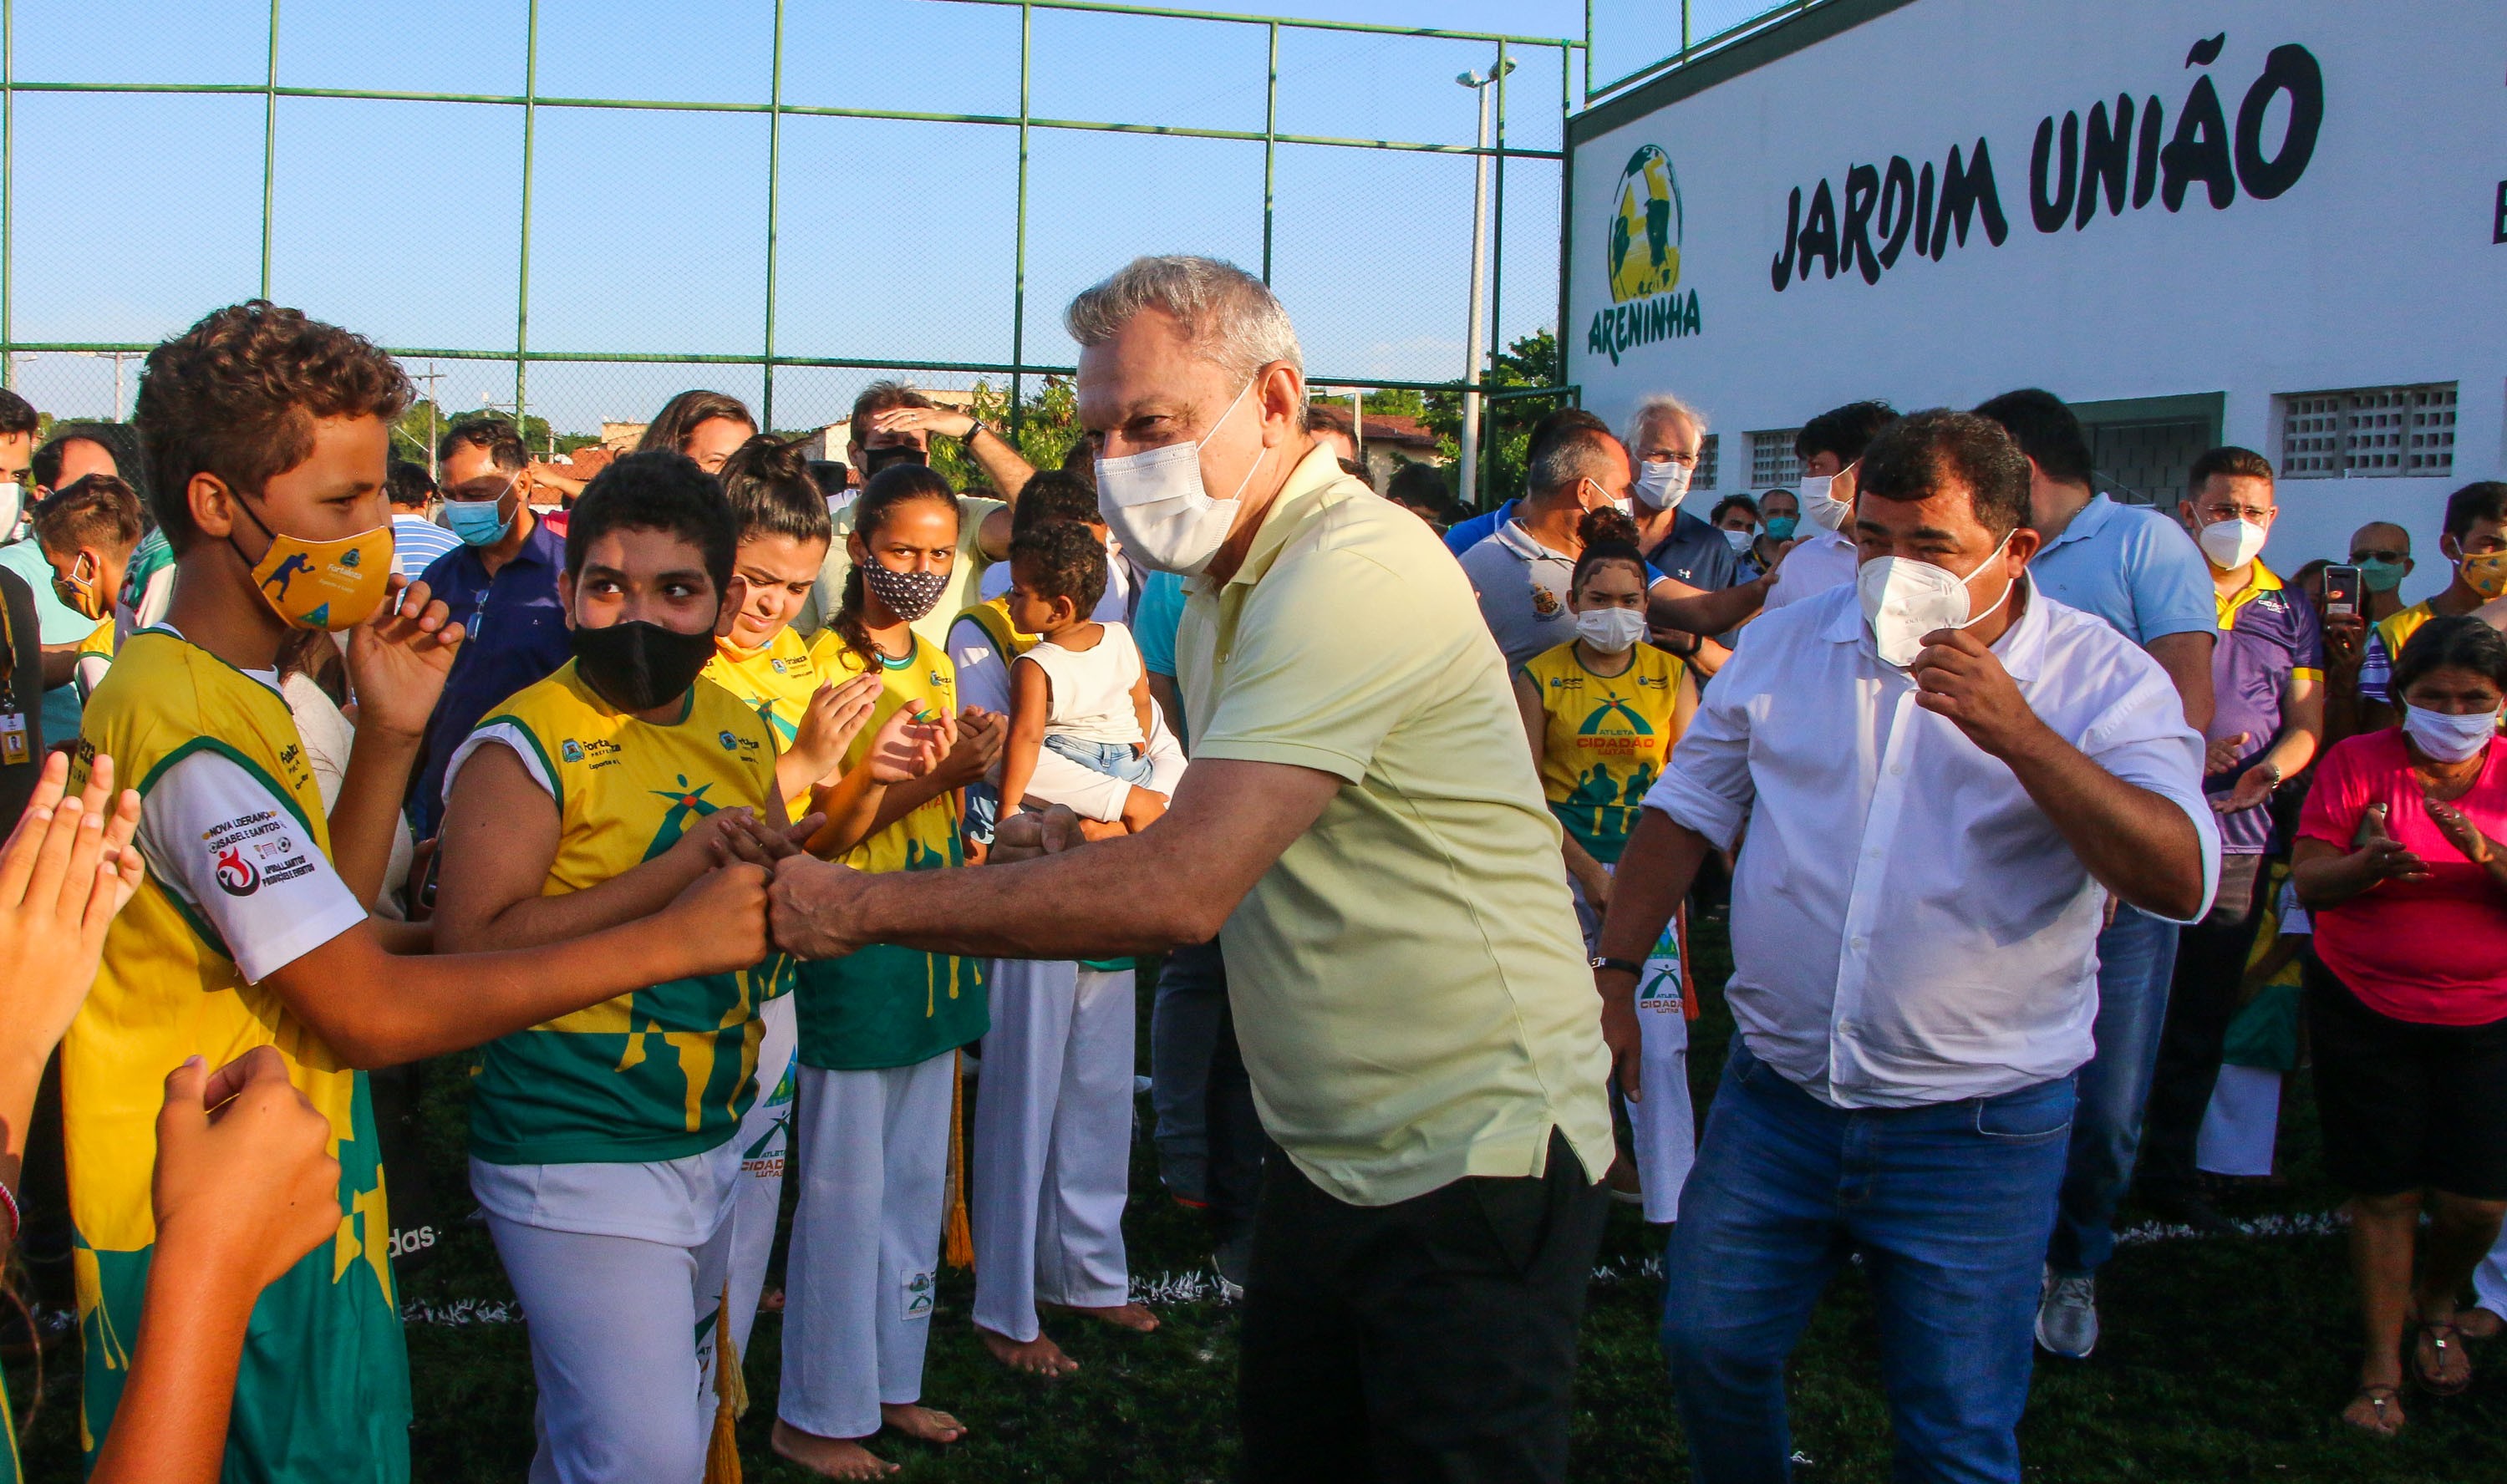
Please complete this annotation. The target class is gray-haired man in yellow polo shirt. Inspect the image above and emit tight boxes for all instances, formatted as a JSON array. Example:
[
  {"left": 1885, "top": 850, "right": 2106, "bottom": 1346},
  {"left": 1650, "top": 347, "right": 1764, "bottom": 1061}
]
[{"left": 768, "top": 255, "right": 1615, "bottom": 1482}]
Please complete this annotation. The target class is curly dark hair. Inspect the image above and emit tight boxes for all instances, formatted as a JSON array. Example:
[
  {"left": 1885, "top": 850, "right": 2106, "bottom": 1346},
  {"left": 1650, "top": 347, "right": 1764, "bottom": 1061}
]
[
  {"left": 1573, "top": 506, "right": 1648, "bottom": 593},
  {"left": 717, "top": 434, "right": 832, "bottom": 546},
  {"left": 1009, "top": 469, "right": 1101, "bottom": 538},
  {"left": 1858, "top": 409, "right": 2030, "bottom": 538},
  {"left": 1009, "top": 518, "right": 1108, "bottom": 618},
  {"left": 385, "top": 459, "right": 437, "bottom": 509},
  {"left": 134, "top": 301, "right": 411, "bottom": 552},
  {"left": 439, "top": 414, "right": 528, "bottom": 474},
  {"left": 563, "top": 450, "right": 737, "bottom": 598},
  {"left": 830, "top": 463, "right": 959, "bottom": 666}
]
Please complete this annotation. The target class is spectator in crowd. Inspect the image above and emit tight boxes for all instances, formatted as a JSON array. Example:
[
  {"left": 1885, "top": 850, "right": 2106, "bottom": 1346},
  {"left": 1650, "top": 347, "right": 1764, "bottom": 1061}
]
[
  {"left": 637, "top": 388, "right": 757, "bottom": 475},
  {"left": 0, "top": 562, "right": 45, "bottom": 823},
  {"left": 990, "top": 521, "right": 1163, "bottom": 835},
  {"left": 1442, "top": 406, "right": 1612, "bottom": 556},
  {"left": 1624, "top": 394, "right": 1739, "bottom": 590},
  {"left": 1595, "top": 409, "right": 2215, "bottom": 1484},
  {"left": 0, "top": 473, "right": 138, "bottom": 748},
  {"left": 1303, "top": 401, "right": 1358, "bottom": 465},
  {"left": 977, "top": 468, "right": 1134, "bottom": 624},
  {"left": 78, "top": 299, "right": 770, "bottom": 1484},
  {"left": 1974, "top": 386, "right": 2218, "bottom": 1358},
  {"left": 775, "top": 464, "right": 1001, "bottom": 1478},
  {"left": 802, "top": 380, "right": 1042, "bottom": 647},
  {"left": 1746, "top": 487, "right": 1798, "bottom": 577},
  {"left": 770, "top": 255, "right": 1616, "bottom": 1483},
  {"left": 1515, "top": 505, "right": 1701, "bottom": 1222},
  {"left": 1761, "top": 400, "right": 1897, "bottom": 612},
  {"left": 0, "top": 388, "right": 35, "bottom": 541},
  {"left": 2357, "top": 482, "right": 2507, "bottom": 727},
  {"left": 2292, "top": 615, "right": 2507, "bottom": 1436},
  {"left": 1386, "top": 460, "right": 1452, "bottom": 528},
  {"left": 1711, "top": 493, "right": 1758, "bottom": 543},
  {"left": 384, "top": 458, "right": 455, "bottom": 577},
  {"left": 1459, "top": 424, "right": 1633, "bottom": 668},
  {"left": 2321, "top": 522, "right": 2414, "bottom": 744},
  {"left": 406, "top": 415, "right": 570, "bottom": 836},
  {"left": 1, "top": 750, "right": 369, "bottom": 1484},
  {"left": 30, "top": 424, "right": 123, "bottom": 500},
  {"left": 2138, "top": 447, "right": 2323, "bottom": 1232}
]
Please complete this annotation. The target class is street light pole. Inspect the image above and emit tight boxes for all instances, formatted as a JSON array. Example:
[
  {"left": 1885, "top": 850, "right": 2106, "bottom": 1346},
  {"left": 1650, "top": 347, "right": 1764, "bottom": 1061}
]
[{"left": 1457, "top": 59, "right": 1513, "bottom": 514}]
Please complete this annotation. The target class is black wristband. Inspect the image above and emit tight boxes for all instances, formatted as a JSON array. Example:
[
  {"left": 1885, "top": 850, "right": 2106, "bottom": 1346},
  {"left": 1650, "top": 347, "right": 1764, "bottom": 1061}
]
[{"left": 1589, "top": 955, "right": 1644, "bottom": 977}]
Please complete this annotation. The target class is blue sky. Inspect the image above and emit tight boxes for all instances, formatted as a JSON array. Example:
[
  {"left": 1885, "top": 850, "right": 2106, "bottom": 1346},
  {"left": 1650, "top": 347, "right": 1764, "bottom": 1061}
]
[{"left": 7, "top": 0, "right": 1643, "bottom": 432}]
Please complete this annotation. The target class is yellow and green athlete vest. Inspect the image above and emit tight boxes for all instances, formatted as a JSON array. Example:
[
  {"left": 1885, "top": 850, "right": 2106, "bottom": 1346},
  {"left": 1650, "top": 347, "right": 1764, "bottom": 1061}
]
[
  {"left": 1520, "top": 640, "right": 1687, "bottom": 865},
  {"left": 704, "top": 623, "right": 828, "bottom": 750},
  {"left": 794, "top": 631, "right": 986, "bottom": 1071},
  {"left": 68, "top": 629, "right": 407, "bottom": 1483},
  {"left": 464, "top": 661, "right": 791, "bottom": 1166}
]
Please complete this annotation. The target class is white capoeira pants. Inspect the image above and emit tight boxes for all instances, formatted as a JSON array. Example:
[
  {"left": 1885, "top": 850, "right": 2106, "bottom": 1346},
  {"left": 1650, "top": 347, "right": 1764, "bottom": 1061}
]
[
  {"left": 724, "top": 993, "right": 798, "bottom": 1364},
  {"left": 778, "top": 1055, "right": 953, "bottom": 1441},
  {"left": 486, "top": 1209, "right": 732, "bottom": 1484},
  {"left": 971, "top": 960, "right": 1135, "bottom": 1342},
  {"left": 2475, "top": 1226, "right": 2507, "bottom": 1320},
  {"left": 1629, "top": 982, "right": 1696, "bottom": 1225},
  {"left": 2194, "top": 1063, "right": 2282, "bottom": 1178}
]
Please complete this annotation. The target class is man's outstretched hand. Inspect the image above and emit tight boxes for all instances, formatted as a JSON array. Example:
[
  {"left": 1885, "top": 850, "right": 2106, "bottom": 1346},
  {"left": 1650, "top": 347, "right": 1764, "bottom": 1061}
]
[
  {"left": 990, "top": 804, "right": 1086, "bottom": 865},
  {"left": 770, "top": 856, "right": 877, "bottom": 961}
]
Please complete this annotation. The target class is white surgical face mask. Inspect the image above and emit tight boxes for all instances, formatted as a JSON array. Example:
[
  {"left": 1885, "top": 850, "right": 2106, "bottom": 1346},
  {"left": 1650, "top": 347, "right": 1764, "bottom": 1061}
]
[
  {"left": 0, "top": 480, "right": 20, "bottom": 541},
  {"left": 1633, "top": 460, "right": 1691, "bottom": 510},
  {"left": 1575, "top": 606, "right": 1648, "bottom": 654},
  {"left": 1095, "top": 379, "right": 1262, "bottom": 577},
  {"left": 1856, "top": 528, "right": 2018, "bottom": 668},
  {"left": 2403, "top": 704, "right": 2499, "bottom": 763},
  {"left": 1800, "top": 463, "right": 1856, "bottom": 532},
  {"left": 1721, "top": 526, "right": 1753, "bottom": 551},
  {"left": 2197, "top": 516, "right": 2270, "bottom": 570}
]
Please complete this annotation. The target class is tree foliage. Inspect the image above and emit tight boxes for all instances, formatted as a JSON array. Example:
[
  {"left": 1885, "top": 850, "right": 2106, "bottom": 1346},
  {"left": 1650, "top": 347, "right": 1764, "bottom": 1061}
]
[{"left": 1422, "top": 329, "right": 1569, "bottom": 513}]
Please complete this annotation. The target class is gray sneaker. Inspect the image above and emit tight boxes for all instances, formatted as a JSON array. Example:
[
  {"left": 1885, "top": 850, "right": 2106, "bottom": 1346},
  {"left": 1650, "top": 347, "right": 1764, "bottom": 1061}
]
[{"left": 2035, "top": 1268, "right": 2099, "bottom": 1359}]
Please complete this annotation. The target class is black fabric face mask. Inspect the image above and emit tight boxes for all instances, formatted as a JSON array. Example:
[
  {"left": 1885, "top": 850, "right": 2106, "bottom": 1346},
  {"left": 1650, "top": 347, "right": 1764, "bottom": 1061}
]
[
  {"left": 572, "top": 618, "right": 717, "bottom": 712},
  {"left": 862, "top": 443, "right": 929, "bottom": 475}
]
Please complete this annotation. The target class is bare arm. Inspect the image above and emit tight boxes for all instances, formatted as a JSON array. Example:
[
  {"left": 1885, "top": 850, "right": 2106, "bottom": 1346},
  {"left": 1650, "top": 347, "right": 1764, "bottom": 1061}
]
[
  {"left": 865, "top": 707, "right": 1002, "bottom": 836},
  {"left": 1131, "top": 667, "right": 1157, "bottom": 757},
  {"left": 330, "top": 578, "right": 465, "bottom": 908},
  {"left": 1592, "top": 807, "right": 1714, "bottom": 1099},
  {"left": 994, "top": 656, "right": 1051, "bottom": 821},
  {"left": 2144, "top": 630, "right": 2216, "bottom": 735},
  {"left": 969, "top": 429, "right": 1040, "bottom": 518},
  {"left": 1646, "top": 568, "right": 1774, "bottom": 637},
  {"left": 770, "top": 756, "right": 1340, "bottom": 962}
]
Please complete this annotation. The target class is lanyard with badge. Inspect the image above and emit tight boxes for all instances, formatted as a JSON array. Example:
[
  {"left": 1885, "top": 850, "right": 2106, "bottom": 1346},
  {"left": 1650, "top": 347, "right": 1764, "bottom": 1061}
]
[{"left": 0, "top": 587, "right": 27, "bottom": 765}]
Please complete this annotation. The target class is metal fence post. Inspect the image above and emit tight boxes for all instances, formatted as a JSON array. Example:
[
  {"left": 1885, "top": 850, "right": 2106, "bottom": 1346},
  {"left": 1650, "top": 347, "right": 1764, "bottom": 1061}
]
[
  {"left": 1487, "top": 39, "right": 1507, "bottom": 488},
  {"left": 1261, "top": 21, "right": 1277, "bottom": 283},
  {"left": 3, "top": 0, "right": 13, "bottom": 385},
  {"left": 259, "top": 0, "right": 280, "bottom": 299},
  {"left": 1009, "top": 2, "right": 1031, "bottom": 441},
  {"left": 762, "top": 0, "right": 786, "bottom": 430},
  {"left": 514, "top": 0, "right": 538, "bottom": 421}
]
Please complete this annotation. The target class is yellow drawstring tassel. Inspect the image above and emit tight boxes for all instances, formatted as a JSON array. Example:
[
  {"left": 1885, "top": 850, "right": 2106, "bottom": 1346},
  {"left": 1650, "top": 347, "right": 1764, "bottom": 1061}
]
[
  {"left": 944, "top": 1049, "right": 975, "bottom": 1270},
  {"left": 703, "top": 1280, "right": 746, "bottom": 1484}
]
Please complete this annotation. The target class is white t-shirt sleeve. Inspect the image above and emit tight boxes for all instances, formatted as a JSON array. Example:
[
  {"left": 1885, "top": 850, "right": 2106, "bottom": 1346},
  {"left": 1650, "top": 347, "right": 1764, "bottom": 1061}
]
[
  {"left": 140, "top": 750, "right": 368, "bottom": 984},
  {"left": 441, "top": 722, "right": 555, "bottom": 807}
]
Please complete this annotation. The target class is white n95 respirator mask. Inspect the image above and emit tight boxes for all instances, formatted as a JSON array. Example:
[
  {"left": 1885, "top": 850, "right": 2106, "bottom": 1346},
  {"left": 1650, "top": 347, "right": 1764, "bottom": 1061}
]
[
  {"left": 1856, "top": 529, "right": 2017, "bottom": 668},
  {"left": 1096, "top": 379, "right": 1264, "bottom": 577}
]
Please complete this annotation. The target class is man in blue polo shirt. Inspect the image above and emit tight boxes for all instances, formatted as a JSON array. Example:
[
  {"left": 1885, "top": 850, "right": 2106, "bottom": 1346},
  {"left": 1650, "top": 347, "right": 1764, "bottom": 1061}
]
[
  {"left": 407, "top": 415, "right": 567, "bottom": 836},
  {"left": 1442, "top": 408, "right": 1610, "bottom": 556},
  {"left": 1976, "top": 389, "right": 2219, "bottom": 1359},
  {"left": 2138, "top": 445, "right": 2321, "bottom": 1227}
]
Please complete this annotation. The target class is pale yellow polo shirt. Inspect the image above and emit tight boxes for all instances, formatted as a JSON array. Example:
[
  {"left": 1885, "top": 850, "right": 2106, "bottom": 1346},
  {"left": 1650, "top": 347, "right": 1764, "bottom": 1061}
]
[
  {"left": 1177, "top": 446, "right": 1613, "bottom": 1207},
  {"left": 800, "top": 493, "right": 1009, "bottom": 650}
]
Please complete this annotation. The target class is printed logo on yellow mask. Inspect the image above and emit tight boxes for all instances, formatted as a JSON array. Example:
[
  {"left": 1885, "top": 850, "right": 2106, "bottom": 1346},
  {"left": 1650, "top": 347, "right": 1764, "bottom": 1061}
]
[{"left": 232, "top": 496, "right": 394, "bottom": 631}]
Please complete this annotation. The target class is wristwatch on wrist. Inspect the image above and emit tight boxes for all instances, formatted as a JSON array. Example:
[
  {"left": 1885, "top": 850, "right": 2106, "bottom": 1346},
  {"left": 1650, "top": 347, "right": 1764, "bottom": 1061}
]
[
  {"left": 962, "top": 419, "right": 991, "bottom": 446},
  {"left": 1589, "top": 955, "right": 1644, "bottom": 977}
]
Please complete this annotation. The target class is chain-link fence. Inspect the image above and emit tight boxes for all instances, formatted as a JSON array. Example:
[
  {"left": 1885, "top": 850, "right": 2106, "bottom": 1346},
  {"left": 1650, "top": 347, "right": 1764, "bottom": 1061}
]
[{"left": 1, "top": 0, "right": 1581, "bottom": 509}]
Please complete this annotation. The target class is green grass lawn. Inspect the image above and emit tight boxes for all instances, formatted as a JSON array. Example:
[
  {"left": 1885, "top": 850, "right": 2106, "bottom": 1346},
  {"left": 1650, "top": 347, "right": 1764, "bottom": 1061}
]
[{"left": 14, "top": 925, "right": 2507, "bottom": 1481}]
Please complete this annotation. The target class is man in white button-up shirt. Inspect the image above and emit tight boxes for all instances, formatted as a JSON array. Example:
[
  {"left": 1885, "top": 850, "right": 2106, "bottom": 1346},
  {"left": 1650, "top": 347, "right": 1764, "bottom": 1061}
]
[{"left": 1594, "top": 409, "right": 2218, "bottom": 1484}]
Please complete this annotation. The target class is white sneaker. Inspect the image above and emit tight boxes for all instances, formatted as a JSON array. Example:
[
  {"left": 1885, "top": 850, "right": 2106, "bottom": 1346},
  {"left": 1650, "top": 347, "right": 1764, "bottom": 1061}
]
[{"left": 2035, "top": 1267, "right": 2099, "bottom": 1359}]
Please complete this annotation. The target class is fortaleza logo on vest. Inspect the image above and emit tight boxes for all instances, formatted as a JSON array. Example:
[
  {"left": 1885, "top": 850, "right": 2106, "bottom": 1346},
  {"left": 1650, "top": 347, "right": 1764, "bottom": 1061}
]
[
  {"left": 1771, "top": 33, "right": 2321, "bottom": 293},
  {"left": 1591, "top": 143, "right": 1704, "bottom": 366}
]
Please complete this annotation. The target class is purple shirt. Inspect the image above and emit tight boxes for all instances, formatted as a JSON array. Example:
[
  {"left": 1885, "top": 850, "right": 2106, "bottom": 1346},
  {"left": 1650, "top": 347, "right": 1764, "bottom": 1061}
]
[{"left": 2209, "top": 563, "right": 2323, "bottom": 855}]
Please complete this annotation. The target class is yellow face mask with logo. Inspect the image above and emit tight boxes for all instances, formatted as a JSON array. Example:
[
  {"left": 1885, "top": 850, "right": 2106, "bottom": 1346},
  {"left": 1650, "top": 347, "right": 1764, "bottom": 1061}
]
[
  {"left": 231, "top": 496, "right": 395, "bottom": 631},
  {"left": 2460, "top": 547, "right": 2507, "bottom": 602}
]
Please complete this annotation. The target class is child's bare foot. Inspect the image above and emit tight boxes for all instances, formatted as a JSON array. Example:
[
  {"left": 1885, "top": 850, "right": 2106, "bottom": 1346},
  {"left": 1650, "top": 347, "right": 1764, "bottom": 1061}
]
[
  {"left": 979, "top": 1324, "right": 1081, "bottom": 1376},
  {"left": 771, "top": 1420, "right": 898, "bottom": 1479},
  {"left": 1049, "top": 1300, "right": 1158, "bottom": 1334},
  {"left": 880, "top": 1402, "right": 967, "bottom": 1444}
]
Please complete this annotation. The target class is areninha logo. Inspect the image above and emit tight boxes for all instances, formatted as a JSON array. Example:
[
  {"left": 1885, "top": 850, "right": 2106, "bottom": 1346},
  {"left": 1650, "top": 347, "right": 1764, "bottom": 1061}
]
[{"left": 1591, "top": 143, "right": 1702, "bottom": 366}]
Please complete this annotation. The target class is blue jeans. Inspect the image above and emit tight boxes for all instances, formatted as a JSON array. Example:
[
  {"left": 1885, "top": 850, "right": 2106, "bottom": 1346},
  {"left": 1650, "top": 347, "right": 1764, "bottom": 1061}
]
[
  {"left": 1662, "top": 1040, "right": 2076, "bottom": 1484},
  {"left": 1042, "top": 733, "right": 1154, "bottom": 784},
  {"left": 2046, "top": 905, "right": 2179, "bottom": 1275},
  {"left": 1148, "top": 939, "right": 1263, "bottom": 1238}
]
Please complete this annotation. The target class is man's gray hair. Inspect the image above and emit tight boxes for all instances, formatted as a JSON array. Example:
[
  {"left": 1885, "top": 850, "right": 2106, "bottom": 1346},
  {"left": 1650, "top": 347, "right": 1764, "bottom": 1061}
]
[
  {"left": 1627, "top": 392, "right": 1706, "bottom": 450},
  {"left": 1065, "top": 256, "right": 1304, "bottom": 384}
]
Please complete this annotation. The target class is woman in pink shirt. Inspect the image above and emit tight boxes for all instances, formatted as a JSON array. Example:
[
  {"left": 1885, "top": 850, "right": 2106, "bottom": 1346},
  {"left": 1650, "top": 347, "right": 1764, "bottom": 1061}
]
[{"left": 2295, "top": 614, "right": 2507, "bottom": 1436}]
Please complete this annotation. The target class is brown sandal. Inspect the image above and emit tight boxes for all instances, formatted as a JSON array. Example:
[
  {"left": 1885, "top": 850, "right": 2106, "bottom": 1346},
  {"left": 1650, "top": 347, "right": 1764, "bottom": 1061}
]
[
  {"left": 2342, "top": 1384, "right": 2403, "bottom": 1437},
  {"left": 2414, "top": 1320, "right": 2473, "bottom": 1396}
]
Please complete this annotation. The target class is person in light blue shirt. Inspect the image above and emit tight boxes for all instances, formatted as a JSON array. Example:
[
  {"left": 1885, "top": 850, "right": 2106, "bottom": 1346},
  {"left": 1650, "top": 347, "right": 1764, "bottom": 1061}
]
[
  {"left": 386, "top": 458, "right": 457, "bottom": 577},
  {"left": 0, "top": 522, "right": 99, "bottom": 745},
  {"left": 1976, "top": 388, "right": 2218, "bottom": 1363}
]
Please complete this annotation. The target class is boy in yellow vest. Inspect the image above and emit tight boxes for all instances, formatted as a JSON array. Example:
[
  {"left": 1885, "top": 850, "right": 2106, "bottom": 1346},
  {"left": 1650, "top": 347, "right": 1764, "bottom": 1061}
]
[{"left": 73, "top": 302, "right": 771, "bottom": 1483}]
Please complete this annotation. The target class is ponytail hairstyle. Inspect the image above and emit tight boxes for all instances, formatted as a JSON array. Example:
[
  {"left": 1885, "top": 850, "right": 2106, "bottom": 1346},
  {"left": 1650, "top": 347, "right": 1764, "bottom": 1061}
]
[
  {"left": 716, "top": 433, "right": 832, "bottom": 546},
  {"left": 831, "top": 463, "right": 960, "bottom": 666},
  {"left": 1573, "top": 506, "right": 1650, "bottom": 596}
]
